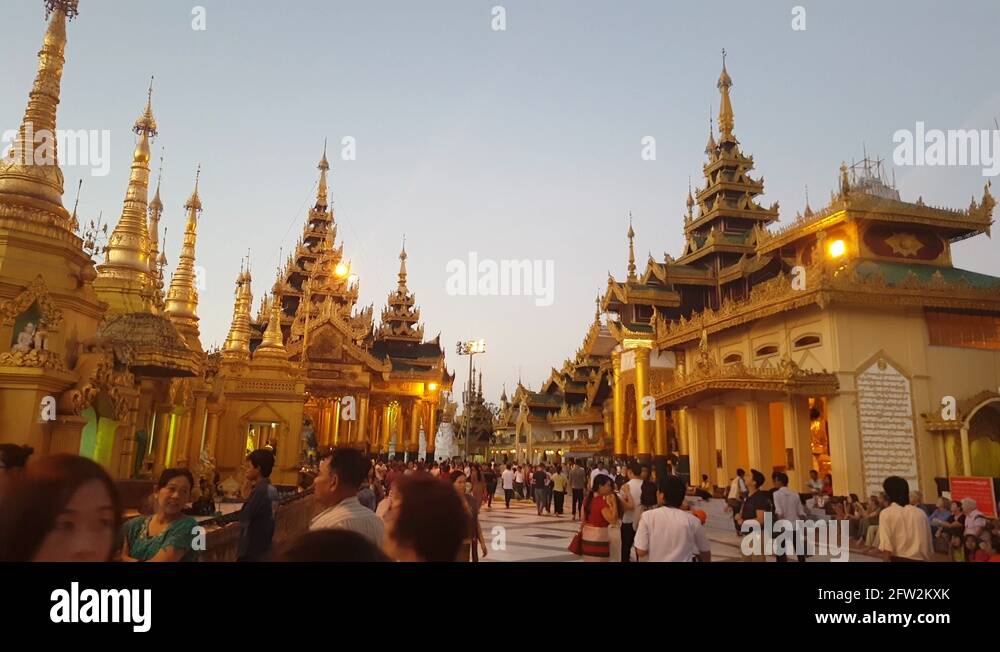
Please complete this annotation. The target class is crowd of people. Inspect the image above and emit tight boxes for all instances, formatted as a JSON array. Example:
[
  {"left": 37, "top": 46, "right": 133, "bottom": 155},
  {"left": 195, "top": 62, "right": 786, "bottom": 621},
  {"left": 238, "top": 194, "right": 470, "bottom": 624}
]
[
  {"left": 1, "top": 441, "right": 997, "bottom": 563},
  {"left": 720, "top": 465, "right": 1000, "bottom": 562}
]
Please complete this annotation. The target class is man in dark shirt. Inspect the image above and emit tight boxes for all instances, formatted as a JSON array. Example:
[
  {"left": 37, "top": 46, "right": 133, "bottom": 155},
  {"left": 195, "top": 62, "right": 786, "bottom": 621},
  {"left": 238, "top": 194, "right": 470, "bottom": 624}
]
[
  {"left": 568, "top": 461, "right": 587, "bottom": 521},
  {"left": 238, "top": 449, "right": 277, "bottom": 562},
  {"left": 736, "top": 469, "right": 772, "bottom": 561},
  {"left": 483, "top": 464, "right": 498, "bottom": 510},
  {"left": 533, "top": 465, "right": 549, "bottom": 516}
]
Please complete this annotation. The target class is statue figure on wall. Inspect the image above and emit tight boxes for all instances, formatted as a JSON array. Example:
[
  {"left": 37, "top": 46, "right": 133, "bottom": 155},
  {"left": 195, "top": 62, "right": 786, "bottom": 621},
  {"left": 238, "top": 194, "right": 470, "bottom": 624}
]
[{"left": 13, "top": 322, "right": 36, "bottom": 352}]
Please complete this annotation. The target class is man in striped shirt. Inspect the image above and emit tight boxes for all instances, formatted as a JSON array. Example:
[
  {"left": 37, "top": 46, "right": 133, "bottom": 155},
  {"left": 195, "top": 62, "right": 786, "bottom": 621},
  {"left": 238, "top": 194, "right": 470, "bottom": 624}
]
[{"left": 310, "top": 448, "right": 384, "bottom": 547}]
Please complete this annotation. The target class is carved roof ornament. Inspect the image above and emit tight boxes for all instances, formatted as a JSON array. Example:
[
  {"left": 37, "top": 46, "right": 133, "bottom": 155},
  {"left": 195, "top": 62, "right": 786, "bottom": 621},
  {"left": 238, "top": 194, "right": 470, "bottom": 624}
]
[{"left": 0, "top": 275, "right": 64, "bottom": 329}]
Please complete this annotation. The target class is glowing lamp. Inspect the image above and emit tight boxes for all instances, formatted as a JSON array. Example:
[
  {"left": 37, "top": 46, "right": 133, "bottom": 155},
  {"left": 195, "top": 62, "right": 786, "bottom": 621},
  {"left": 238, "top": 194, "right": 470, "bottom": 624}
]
[
  {"left": 335, "top": 262, "right": 349, "bottom": 278},
  {"left": 827, "top": 239, "right": 846, "bottom": 259},
  {"left": 428, "top": 383, "right": 438, "bottom": 391}
]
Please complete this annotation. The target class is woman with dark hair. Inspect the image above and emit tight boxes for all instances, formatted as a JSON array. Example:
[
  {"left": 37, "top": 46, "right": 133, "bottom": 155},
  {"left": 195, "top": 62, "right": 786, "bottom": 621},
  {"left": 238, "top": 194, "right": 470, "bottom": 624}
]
[
  {"left": 0, "top": 454, "right": 121, "bottom": 562},
  {"left": 450, "top": 470, "right": 488, "bottom": 561},
  {"left": 383, "top": 474, "right": 469, "bottom": 562},
  {"left": 469, "top": 464, "right": 486, "bottom": 508},
  {"left": 581, "top": 474, "right": 619, "bottom": 562},
  {"left": 122, "top": 468, "right": 199, "bottom": 562},
  {"left": 272, "top": 529, "right": 391, "bottom": 562}
]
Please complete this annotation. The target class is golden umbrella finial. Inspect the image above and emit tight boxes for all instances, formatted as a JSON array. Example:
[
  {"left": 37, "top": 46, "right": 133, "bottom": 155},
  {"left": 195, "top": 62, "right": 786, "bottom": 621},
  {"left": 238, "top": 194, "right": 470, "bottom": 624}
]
[{"left": 45, "top": 0, "right": 80, "bottom": 20}]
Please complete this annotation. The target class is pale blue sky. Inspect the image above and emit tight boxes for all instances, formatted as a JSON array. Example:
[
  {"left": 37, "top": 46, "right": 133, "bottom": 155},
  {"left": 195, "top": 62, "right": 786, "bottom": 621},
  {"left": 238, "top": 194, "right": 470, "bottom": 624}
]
[{"left": 3, "top": 0, "right": 998, "bottom": 403}]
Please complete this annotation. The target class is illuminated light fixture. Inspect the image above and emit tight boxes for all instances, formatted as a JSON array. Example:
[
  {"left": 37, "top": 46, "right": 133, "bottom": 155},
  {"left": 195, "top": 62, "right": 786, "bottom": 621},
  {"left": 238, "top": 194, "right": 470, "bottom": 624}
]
[
  {"left": 428, "top": 383, "right": 438, "bottom": 391},
  {"left": 827, "top": 239, "right": 847, "bottom": 259},
  {"left": 335, "top": 262, "right": 349, "bottom": 278}
]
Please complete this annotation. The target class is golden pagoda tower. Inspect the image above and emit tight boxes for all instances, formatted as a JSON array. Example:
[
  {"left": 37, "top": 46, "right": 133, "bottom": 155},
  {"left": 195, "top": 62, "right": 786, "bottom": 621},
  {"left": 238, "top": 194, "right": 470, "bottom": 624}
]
[
  {"left": 147, "top": 155, "right": 167, "bottom": 312},
  {"left": 164, "top": 170, "right": 204, "bottom": 352},
  {"left": 221, "top": 264, "right": 253, "bottom": 363},
  {"left": 374, "top": 241, "right": 424, "bottom": 342},
  {"left": 94, "top": 83, "right": 158, "bottom": 314},
  {"left": 0, "top": 2, "right": 111, "bottom": 458}
]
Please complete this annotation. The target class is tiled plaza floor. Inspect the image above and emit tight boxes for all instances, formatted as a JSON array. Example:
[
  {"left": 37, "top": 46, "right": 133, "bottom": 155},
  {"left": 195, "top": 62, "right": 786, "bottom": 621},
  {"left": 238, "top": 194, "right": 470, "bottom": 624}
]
[{"left": 477, "top": 490, "right": 881, "bottom": 563}]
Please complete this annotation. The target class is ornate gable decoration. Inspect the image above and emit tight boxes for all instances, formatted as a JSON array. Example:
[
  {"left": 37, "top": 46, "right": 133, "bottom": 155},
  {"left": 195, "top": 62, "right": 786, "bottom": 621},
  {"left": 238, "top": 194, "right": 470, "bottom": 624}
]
[{"left": 1, "top": 275, "right": 64, "bottom": 329}]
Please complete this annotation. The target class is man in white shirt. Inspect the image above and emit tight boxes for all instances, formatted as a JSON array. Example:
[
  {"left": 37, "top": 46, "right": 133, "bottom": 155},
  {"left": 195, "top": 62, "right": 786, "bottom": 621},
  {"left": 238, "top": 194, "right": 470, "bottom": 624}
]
[
  {"left": 961, "top": 498, "right": 987, "bottom": 537},
  {"left": 877, "top": 476, "right": 932, "bottom": 561},
  {"left": 618, "top": 463, "right": 644, "bottom": 562},
  {"left": 590, "top": 462, "right": 609, "bottom": 488},
  {"left": 501, "top": 464, "right": 515, "bottom": 509},
  {"left": 771, "top": 471, "right": 807, "bottom": 562},
  {"left": 513, "top": 465, "right": 525, "bottom": 501},
  {"left": 310, "top": 448, "right": 384, "bottom": 546},
  {"left": 635, "top": 475, "right": 712, "bottom": 562}
]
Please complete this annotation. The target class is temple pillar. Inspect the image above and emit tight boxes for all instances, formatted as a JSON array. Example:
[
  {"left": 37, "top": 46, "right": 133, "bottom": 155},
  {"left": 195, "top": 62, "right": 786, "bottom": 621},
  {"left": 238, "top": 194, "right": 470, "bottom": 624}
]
[
  {"left": 675, "top": 407, "right": 690, "bottom": 455},
  {"left": 381, "top": 404, "right": 391, "bottom": 455},
  {"left": 686, "top": 408, "right": 713, "bottom": 484},
  {"left": 49, "top": 415, "right": 88, "bottom": 457},
  {"left": 633, "top": 346, "right": 653, "bottom": 462},
  {"left": 714, "top": 404, "right": 738, "bottom": 488},
  {"left": 782, "top": 396, "right": 814, "bottom": 491},
  {"left": 151, "top": 409, "right": 172, "bottom": 476},
  {"left": 332, "top": 398, "right": 342, "bottom": 446},
  {"left": 654, "top": 408, "right": 668, "bottom": 462},
  {"left": 204, "top": 407, "right": 221, "bottom": 462},
  {"left": 115, "top": 392, "right": 142, "bottom": 479},
  {"left": 960, "top": 426, "right": 972, "bottom": 476},
  {"left": 407, "top": 399, "right": 420, "bottom": 459},
  {"left": 394, "top": 404, "right": 407, "bottom": 460},
  {"left": 612, "top": 350, "right": 625, "bottom": 457},
  {"left": 424, "top": 400, "right": 437, "bottom": 461},
  {"left": 744, "top": 400, "right": 773, "bottom": 477},
  {"left": 357, "top": 394, "right": 369, "bottom": 449},
  {"left": 827, "top": 391, "right": 864, "bottom": 497},
  {"left": 184, "top": 389, "right": 209, "bottom": 466}
]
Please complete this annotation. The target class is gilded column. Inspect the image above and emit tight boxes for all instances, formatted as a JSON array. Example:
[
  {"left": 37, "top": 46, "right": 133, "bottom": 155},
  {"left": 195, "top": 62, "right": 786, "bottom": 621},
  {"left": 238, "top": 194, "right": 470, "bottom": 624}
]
[
  {"left": 713, "top": 404, "right": 738, "bottom": 488},
  {"left": 675, "top": 407, "right": 689, "bottom": 455},
  {"left": 960, "top": 426, "right": 972, "bottom": 476},
  {"left": 782, "top": 397, "right": 813, "bottom": 490},
  {"left": 654, "top": 409, "right": 668, "bottom": 462},
  {"left": 204, "top": 407, "right": 221, "bottom": 462},
  {"left": 152, "top": 409, "right": 171, "bottom": 476},
  {"left": 186, "top": 389, "right": 209, "bottom": 465},
  {"left": 382, "top": 404, "right": 391, "bottom": 454},
  {"left": 424, "top": 401, "right": 437, "bottom": 461},
  {"left": 357, "top": 394, "right": 369, "bottom": 450},
  {"left": 407, "top": 399, "right": 420, "bottom": 458},
  {"left": 332, "top": 398, "right": 342, "bottom": 446},
  {"left": 612, "top": 350, "right": 625, "bottom": 457},
  {"left": 634, "top": 346, "right": 652, "bottom": 462},
  {"left": 744, "top": 400, "right": 773, "bottom": 476}
]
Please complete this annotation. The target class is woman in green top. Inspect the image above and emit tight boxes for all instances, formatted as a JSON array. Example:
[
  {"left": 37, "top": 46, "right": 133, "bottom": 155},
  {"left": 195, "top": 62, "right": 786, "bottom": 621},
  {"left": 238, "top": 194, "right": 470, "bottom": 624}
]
[{"left": 122, "top": 468, "right": 199, "bottom": 562}]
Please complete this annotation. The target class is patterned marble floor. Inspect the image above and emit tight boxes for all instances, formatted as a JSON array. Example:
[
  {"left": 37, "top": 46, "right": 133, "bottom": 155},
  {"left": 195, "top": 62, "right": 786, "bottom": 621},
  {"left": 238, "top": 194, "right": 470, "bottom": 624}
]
[{"left": 477, "top": 490, "right": 881, "bottom": 562}]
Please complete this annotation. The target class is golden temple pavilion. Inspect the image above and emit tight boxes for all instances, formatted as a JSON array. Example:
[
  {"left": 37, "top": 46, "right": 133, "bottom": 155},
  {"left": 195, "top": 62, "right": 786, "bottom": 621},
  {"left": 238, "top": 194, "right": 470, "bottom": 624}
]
[
  {"left": 497, "top": 55, "right": 1000, "bottom": 499},
  {"left": 0, "top": 2, "right": 453, "bottom": 487}
]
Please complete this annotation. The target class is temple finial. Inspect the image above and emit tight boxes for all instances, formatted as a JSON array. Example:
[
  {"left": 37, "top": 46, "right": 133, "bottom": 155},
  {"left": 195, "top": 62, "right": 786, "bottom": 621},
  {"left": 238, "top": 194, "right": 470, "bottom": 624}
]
[
  {"left": 316, "top": 141, "right": 330, "bottom": 208},
  {"left": 717, "top": 49, "right": 735, "bottom": 142},
  {"left": 186, "top": 165, "right": 202, "bottom": 211},
  {"left": 626, "top": 213, "right": 637, "bottom": 281}
]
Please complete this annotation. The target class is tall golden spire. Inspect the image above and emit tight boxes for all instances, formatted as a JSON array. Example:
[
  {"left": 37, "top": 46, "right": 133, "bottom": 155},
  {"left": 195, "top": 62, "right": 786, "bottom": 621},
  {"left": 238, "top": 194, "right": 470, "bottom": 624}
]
[
  {"left": 686, "top": 177, "right": 695, "bottom": 222},
  {"left": 254, "top": 282, "right": 287, "bottom": 358},
  {"left": 164, "top": 167, "right": 203, "bottom": 351},
  {"left": 0, "top": 1, "right": 80, "bottom": 221},
  {"left": 704, "top": 111, "right": 717, "bottom": 156},
  {"left": 222, "top": 263, "right": 253, "bottom": 361},
  {"left": 148, "top": 151, "right": 166, "bottom": 311},
  {"left": 316, "top": 141, "right": 330, "bottom": 209},
  {"left": 626, "top": 215, "right": 637, "bottom": 281},
  {"left": 397, "top": 237, "right": 408, "bottom": 291},
  {"left": 95, "top": 80, "right": 158, "bottom": 314},
  {"left": 717, "top": 49, "right": 736, "bottom": 143}
]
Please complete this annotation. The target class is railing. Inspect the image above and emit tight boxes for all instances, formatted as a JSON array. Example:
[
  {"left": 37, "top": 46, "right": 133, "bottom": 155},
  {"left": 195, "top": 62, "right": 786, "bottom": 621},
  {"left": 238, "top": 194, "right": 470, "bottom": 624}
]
[{"left": 198, "top": 488, "right": 315, "bottom": 562}]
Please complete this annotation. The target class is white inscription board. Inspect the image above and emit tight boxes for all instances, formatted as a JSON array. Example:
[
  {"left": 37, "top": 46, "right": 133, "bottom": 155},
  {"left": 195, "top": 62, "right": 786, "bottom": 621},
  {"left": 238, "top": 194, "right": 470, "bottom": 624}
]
[{"left": 857, "top": 359, "right": 919, "bottom": 497}]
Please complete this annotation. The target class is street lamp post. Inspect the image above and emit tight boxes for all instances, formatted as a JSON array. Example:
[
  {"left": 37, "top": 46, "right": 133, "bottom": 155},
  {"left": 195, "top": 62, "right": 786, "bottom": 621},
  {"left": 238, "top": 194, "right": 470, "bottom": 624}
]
[{"left": 456, "top": 339, "right": 485, "bottom": 461}]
